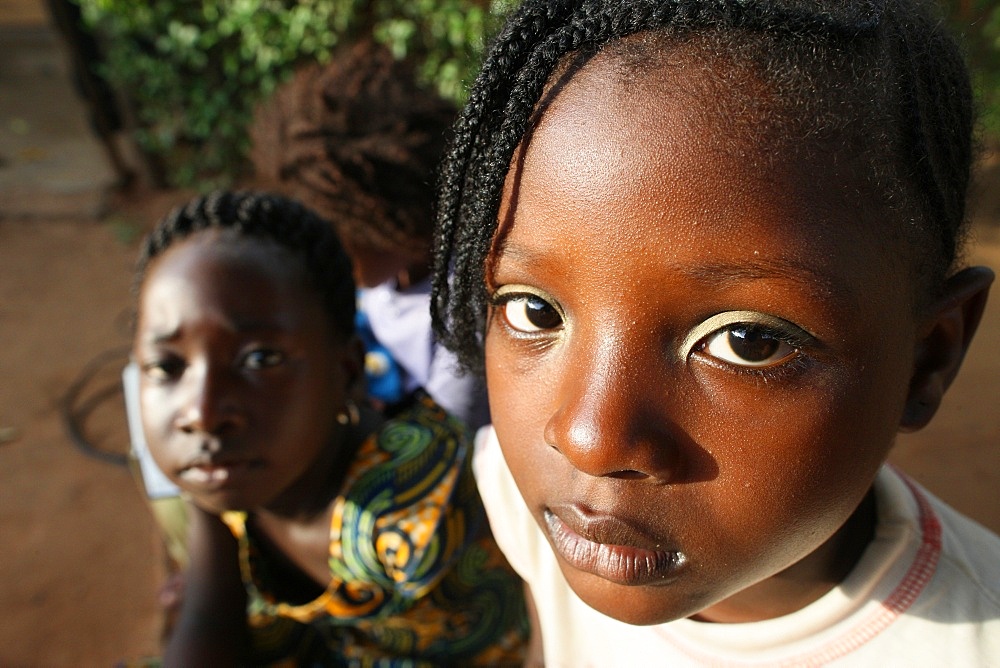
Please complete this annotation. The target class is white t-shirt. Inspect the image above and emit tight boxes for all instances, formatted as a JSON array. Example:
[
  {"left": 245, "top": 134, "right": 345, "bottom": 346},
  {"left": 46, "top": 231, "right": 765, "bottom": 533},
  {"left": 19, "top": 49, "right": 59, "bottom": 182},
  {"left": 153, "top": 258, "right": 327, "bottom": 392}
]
[{"left": 473, "top": 426, "right": 1000, "bottom": 667}]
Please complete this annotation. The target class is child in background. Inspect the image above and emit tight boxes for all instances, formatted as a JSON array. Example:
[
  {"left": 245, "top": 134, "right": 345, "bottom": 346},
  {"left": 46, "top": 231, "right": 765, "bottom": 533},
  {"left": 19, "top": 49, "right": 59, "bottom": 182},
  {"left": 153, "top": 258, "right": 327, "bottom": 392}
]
[
  {"left": 133, "top": 190, "right": 525, "bottom": 666},
  {"left": 127, "top": 39, "right": 489, "bottom": 624},
  {"left": 431, "top": 0, "right": 1000, "bottom": 664},
  {"left": 252, "top": 38, "right": 490, "bottom": 431}
]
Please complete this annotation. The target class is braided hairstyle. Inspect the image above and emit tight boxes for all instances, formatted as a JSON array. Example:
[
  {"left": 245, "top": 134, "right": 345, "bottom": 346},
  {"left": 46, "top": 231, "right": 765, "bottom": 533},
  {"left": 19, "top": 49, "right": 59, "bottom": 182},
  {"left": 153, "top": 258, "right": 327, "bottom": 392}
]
[
  {"left": 251, "top": 38, "right": 458, "bottom": 260},
  {"left": 135, "top": 190, "right": 356, "bottom": 340},
  {"left": 432, "top": 0, "right": 976, "bottom": 373}
]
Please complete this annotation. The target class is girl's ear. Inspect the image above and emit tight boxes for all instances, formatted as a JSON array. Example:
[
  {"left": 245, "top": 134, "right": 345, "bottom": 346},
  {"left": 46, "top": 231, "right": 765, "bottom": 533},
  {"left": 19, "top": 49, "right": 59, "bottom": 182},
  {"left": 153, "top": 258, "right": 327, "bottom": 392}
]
[{"left": 900, "top": 266, "right": 994, "bottom": 432}]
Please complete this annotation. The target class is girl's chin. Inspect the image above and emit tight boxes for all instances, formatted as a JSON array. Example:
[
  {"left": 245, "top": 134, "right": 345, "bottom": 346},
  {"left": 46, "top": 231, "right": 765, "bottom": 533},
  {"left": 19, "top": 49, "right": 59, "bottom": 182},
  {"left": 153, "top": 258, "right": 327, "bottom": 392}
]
[
  {"left": 184, "top": 490, "right": 258, "bottom": 515},
  {"left": 560, "top": 568, "right": 713, "bottom": 626}
]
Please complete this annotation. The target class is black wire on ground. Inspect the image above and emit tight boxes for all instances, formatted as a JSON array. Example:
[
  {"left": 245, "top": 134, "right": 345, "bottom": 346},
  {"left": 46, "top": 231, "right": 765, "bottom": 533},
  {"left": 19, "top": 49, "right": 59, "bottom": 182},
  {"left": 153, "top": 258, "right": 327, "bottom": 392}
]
[{"left": 61, "top": 345, "right": 132, "bottom": 467}]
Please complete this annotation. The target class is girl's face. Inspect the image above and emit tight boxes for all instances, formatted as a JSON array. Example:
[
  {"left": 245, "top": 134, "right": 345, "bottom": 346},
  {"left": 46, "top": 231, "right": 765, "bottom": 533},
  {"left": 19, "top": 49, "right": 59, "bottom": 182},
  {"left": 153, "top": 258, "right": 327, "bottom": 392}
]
[
  {"left": 134, "top": 231, "right": 356, "bottom": 515},
  {"left": 485, "top": 57, "right": 921, "bottom": 624}
]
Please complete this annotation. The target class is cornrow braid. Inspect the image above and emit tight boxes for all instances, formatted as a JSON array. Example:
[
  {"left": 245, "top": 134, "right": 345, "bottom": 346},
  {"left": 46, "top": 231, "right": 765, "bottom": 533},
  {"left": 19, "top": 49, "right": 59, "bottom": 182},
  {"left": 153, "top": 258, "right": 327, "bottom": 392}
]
[
  {"left": 136, "top": 190, "right": 356, "bottom": 339},
  {"left": 432, "top": 0, "right": 975, "bottom": 373}
]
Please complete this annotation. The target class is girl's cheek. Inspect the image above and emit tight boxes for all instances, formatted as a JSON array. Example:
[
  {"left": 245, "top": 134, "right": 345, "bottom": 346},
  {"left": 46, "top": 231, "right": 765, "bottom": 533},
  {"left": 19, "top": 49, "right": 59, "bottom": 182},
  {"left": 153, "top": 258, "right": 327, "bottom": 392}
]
[
  {"left": 487, "top": 343, "right": 546, "bottom": 422},
  {"left": 140, "top": 389, "right": 175, "bottom": 444}
]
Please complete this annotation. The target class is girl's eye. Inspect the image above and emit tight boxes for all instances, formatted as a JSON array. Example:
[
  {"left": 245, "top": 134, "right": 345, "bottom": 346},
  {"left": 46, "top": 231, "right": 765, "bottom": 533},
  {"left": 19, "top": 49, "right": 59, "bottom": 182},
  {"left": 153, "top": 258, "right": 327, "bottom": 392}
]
[
  {"left": 242, "top": 348, "right": 285, "bottom": 370},
  {"left": 494, "top": 287, "right": 564, "bottom": 333},
  {"left": 504, "top": 296, "right": 562, "bottom": 332},
  {"left": 702, "top": 325, "right": 797, "bottom": 367},
  {"left": 682, "top": 311, "right": 813, "bottom": 370}
]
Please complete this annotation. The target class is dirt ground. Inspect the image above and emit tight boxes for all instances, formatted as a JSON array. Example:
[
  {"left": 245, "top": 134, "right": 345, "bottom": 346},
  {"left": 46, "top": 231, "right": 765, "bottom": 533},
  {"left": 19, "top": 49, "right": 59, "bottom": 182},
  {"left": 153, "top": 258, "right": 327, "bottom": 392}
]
[{"left": 0, "top": 189, "right": 194, "bottom": 667}]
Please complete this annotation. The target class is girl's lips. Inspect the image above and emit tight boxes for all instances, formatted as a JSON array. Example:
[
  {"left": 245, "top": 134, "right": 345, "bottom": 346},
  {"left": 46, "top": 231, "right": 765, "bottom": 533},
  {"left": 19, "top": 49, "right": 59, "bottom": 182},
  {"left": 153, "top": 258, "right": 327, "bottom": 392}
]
[{"left": 543, "top": 508, "right": 686, "bottom": 586}]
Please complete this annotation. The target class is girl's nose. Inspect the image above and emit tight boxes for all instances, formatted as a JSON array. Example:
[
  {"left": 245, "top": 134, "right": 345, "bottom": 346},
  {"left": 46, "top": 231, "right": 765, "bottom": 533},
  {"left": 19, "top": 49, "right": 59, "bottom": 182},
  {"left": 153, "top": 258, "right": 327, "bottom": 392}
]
[
  {"left": 543, "top": 339, "right": 680, "bottom": 482},
  {"left": 175, "top": 364, "right": 244, "bottom": 436}
]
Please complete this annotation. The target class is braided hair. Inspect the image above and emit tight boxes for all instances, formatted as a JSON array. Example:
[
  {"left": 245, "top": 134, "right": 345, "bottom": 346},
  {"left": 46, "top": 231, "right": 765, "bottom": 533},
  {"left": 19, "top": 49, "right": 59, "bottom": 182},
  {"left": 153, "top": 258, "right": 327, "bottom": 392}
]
[
  {"left": 432, "top": 0, "right": 976, "bottom": 373},
  {"left": 251, "top": 38, "right": 458, "bottom": 259},
  {"left": 135, "top": 190, "right": 356, "bottom": 339}
]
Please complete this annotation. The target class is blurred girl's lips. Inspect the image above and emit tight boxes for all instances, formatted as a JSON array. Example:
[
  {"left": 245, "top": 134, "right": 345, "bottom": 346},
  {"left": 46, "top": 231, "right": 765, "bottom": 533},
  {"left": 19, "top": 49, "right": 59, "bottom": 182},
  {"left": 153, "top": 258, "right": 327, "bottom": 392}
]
[
  {"left": 543, "top": 507, "right": 686, "bottom": 586},
  {"left": 179, "top": 460, "right": 258, "bottom": 489}
]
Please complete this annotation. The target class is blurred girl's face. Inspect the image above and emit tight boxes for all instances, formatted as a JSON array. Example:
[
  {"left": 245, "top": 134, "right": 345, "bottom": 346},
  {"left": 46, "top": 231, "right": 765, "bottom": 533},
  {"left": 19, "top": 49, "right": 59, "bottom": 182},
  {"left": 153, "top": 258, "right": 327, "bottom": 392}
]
[
  {"left": 484, "top": 53, "right": 921, "bottom": 624},
  {"left": 134, "top": 231, "right": 353, "bottom": 514}
]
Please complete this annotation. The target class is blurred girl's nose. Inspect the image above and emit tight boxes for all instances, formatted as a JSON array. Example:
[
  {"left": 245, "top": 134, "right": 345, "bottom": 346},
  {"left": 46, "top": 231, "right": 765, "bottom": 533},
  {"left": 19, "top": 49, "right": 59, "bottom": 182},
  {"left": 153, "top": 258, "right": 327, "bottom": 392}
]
[
  {"left": 175, "top": 363, "right": 244, "bottom": 436},
  {"left": 543, "top": 337, "right": 680, "bottom": 482}
]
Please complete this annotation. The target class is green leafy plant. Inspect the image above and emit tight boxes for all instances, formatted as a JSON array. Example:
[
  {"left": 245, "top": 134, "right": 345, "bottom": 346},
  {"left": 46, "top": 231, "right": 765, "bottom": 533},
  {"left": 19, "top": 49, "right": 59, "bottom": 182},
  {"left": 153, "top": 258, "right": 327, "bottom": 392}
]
[
  {"left": 74, "top": 0, "right": 516, "bottom": 187},
  {"left": 945, "top": 0, "right": 1000, "bottom": 143},
  {"left": 974, "top": 5, "right": 1000, "bottom": 142}
]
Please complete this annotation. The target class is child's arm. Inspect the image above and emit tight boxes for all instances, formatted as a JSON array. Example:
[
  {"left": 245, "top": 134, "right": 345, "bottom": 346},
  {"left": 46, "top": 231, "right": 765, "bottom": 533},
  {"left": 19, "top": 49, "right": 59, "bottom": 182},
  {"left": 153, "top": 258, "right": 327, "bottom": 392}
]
[{"left": 163, "top": 503, "right": 249, "bottom": 667}]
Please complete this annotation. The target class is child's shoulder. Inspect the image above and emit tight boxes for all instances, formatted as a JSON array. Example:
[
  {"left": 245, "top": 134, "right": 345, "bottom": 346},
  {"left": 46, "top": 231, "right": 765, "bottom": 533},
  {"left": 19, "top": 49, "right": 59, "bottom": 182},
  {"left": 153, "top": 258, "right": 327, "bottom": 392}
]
[
  {"left": 870, "top": 468, "right": 1000, "bottom": 663},
  {"left": 333, "top": 396, "right": 484, "bottom": 594},
  {"left": 914, "top": 473, "right": 1000, "bottom": 610}
]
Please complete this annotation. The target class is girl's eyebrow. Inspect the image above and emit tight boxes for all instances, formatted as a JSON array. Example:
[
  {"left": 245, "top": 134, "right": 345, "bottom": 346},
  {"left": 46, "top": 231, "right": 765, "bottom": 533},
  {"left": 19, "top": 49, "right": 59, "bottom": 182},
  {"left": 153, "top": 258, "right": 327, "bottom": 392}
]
[
  {"left": 680, "top": 259, "right": 856, "bottom": 307},
  {"left": 139, "top": 325, "right": 182, "bottom": 345},
  {"left": 149, "top": 330, "right": 178, "bottom": 345},
  {"left": 142, "top": 319, "right": 292, "bottom": 345},
  {"left": 497, "top": 244, "right": 855, "bottom": 307},
  {"left": 228, "top": 318, "right": 294, "bottom": 333}
]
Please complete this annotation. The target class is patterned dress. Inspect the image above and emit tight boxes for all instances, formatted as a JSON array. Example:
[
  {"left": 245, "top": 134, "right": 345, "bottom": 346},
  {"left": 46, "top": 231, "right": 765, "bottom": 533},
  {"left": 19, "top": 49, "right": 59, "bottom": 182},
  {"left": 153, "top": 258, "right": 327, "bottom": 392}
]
[{"left": 221, "top": 395, "right": 527, "bottom": 667}]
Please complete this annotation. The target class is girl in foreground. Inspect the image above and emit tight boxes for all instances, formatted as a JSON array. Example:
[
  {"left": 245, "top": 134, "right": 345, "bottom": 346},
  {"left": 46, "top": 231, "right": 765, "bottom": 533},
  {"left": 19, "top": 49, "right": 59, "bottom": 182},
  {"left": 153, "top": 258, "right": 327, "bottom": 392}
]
[
  {"left": 431, "top": 0, "right": 999, "bottom": 664},
  {"left": 133, "top": 191, "right": 525, "bottom": 665}
]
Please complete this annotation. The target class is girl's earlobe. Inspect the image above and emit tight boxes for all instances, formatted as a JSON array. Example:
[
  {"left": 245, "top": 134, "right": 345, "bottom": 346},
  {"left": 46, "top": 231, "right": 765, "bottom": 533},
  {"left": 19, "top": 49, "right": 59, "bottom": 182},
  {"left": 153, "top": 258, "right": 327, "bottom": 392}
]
[{"left": 900, "top": 266, "right": 994, "bottom": 432}]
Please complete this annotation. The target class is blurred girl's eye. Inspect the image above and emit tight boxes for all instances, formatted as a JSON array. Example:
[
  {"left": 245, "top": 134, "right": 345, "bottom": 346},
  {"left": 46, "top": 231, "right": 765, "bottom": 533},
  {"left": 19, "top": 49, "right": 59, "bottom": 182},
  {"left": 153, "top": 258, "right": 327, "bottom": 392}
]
[
  {"left": 141, "top": 355, "right": 184, "bottom": 381},
  {"left": 682, "top": 311, "right": 813, "bottom": 370},
  {"left": 492, "top": 285, "right": 564, "bottom": 333},
  {"left": 242, "top": 348, "right": 286, "bottom": 370}
]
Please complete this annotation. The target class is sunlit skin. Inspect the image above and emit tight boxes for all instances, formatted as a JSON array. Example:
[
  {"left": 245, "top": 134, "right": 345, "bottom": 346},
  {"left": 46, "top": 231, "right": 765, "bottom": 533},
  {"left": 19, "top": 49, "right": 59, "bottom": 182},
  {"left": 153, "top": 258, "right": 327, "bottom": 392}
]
[
  {"left": 134, "top": 230, "right": 361, "bottom": 523},
  {"left": 484, "top": 55, "right": 933, "bottom": 625}
]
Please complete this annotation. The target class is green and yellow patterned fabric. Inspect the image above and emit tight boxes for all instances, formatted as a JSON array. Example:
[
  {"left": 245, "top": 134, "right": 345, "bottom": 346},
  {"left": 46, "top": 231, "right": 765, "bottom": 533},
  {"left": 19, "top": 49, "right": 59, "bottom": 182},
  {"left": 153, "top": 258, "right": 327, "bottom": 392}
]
[{"left": 221, "top": 395, "right": 527, "bottom": 666}]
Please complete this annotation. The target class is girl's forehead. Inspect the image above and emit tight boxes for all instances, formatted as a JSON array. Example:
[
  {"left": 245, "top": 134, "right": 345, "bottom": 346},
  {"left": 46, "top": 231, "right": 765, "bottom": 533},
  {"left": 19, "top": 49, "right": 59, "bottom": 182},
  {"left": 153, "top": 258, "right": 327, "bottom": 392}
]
[
  {"left": 541, "top": 41, "right": 785, "bottom": 152},
  {"left": 141, "top": 231, "right": 312, "bottom": 306},
  {"left": 137, "top": 232, "right": 337, "bottom": 339},
  {"left": 516, "top": 42, "right": 894, "bottom": 237},
  {"left": 517, "top": 57, "right": 788, "bottom": 212},
  {"left": 497, "top": 50, "right": 915, "bottom": 314},
  {"left": 538, "top": 29, "right": 892, "bottom": 185},
  {"left": 149, "top": 230, "right": 291, "bottom": 275}
]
